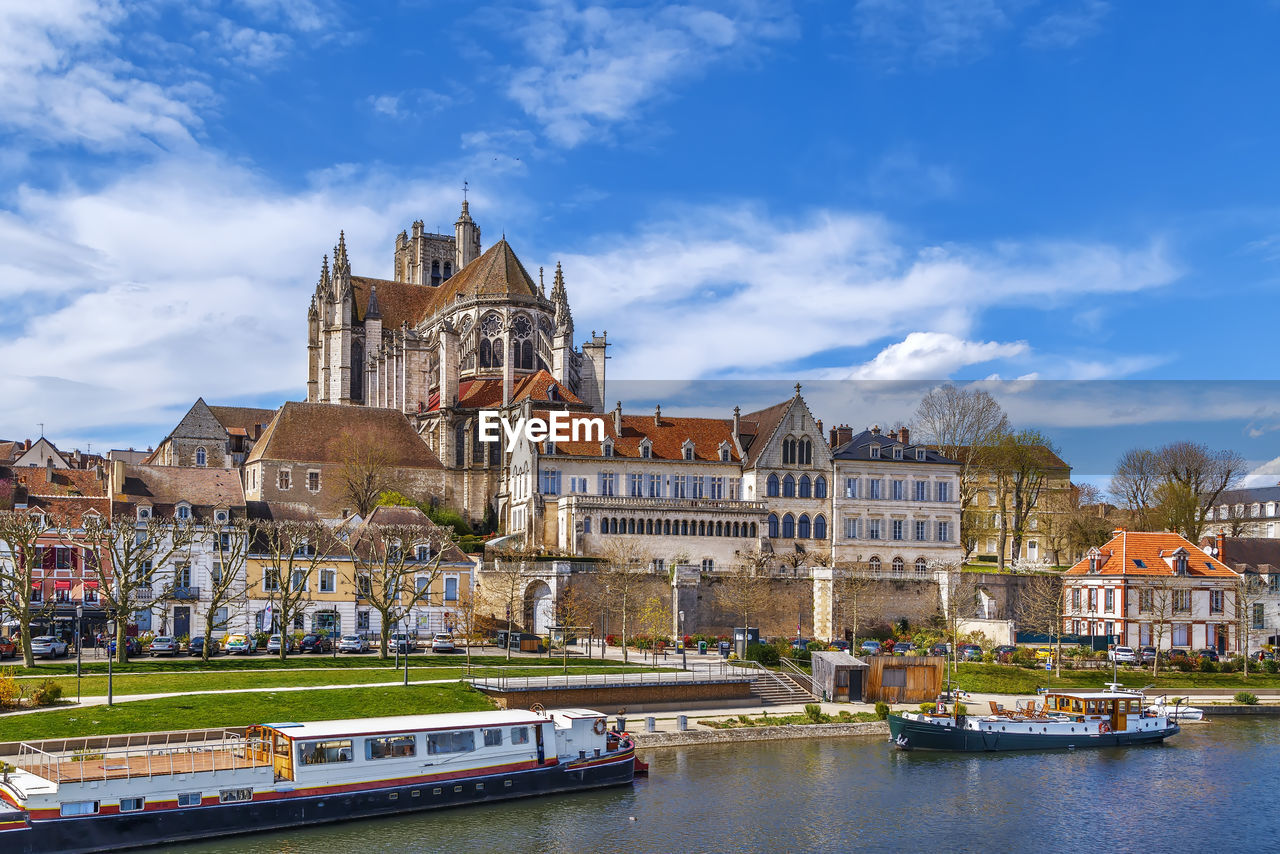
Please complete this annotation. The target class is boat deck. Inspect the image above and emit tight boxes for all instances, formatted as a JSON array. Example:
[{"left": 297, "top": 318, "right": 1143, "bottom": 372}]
[{"left": 16, "top": 733, "right": 272, "bottom": 785}]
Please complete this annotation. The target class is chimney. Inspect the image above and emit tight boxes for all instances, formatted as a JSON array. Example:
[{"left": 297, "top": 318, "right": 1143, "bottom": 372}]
[
  {"left": 870, "top": 424, "right": 881, "bottom": 436},
  {"left": 654, "top": 404, "right": 661, "bottom": 427},
  {"left": 613, "top": 401, "right": 622, "bottom": 436},
  {"left": 829, "top": 424, "right": 853, "bottom": 449},
  {"left": 111, "top": 459, "right": 125, "bottom": 495},
  {"left": 815, "top": 419, "right": 822, "bottom": 437},
  {"left": 888, "top": 429, "right": 898, "bottom": 442},
  {"left": 898, "top": 426, "right": 909, "bottom": 445},
  {"left": 732, "top": 406, "right": 740, "bottom": 443},
  {"left": 1217, "top": 531, "right": 1226, "bottom": 561},
  {"left": 46, "top": 457, "right": 54, "bottom": 477}
]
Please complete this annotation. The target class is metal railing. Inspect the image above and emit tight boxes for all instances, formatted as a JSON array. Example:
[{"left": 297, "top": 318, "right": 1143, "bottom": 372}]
[
  {"left": 467, "top": 660, "right": 758, "bottom": 692},
  {"left": 779, "top": 658, "right": 820, "bottom": 698},
  {"left": 16, "top": 730, "right": 268, "bottom": 784}
]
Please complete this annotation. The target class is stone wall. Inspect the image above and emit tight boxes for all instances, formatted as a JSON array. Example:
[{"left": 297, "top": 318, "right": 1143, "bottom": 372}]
[{"left": 481, "top": 680, "right": 753, "bottom": 712}]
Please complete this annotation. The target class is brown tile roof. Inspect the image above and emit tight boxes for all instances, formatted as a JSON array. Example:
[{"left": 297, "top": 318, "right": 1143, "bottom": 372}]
[
  {"left": 246, "top": 402, "right": 443, "bottom": 469},
  {"left": 0, "top": 441, "right": 21, "bottom": 462},
  {"left": 1064, "top": 531, "right": 1238, "bottom": 578},
  {"left": 359, "top": 505, "right": 470, "bottom": 564},
  {"left": 114, "top": 465, "right": 246, "bottom": 520},
  {"left": 349, "top": 239, "right": 540, "bottom": 330},
  {"left": 928, "top": 443, "right": 1070, "bottom": 471},
  {"left": 13, "top": 467, "right": 108, "bottom": 498},
  {"left": 534, "top": 410, "right": 739, "bottom": 462},
  {"left": 208, "top": 405, "right": 278, "bottom": 435},
  {"left": 23, "top": 496, "right": 111, "bottom": 526}
]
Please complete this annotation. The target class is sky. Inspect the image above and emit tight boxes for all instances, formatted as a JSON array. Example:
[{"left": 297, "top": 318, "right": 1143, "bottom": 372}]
[{"left": 3, "top": 1, "right": 1280, "bottom": 482}]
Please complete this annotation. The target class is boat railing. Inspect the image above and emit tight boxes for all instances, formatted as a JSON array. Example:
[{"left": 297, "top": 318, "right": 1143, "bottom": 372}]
[
  {"left": 467, "top": 660, "right": 759, "bottom": 691},
  {"left": 15, "top": 730, "right": 271, "bottom": 784}
]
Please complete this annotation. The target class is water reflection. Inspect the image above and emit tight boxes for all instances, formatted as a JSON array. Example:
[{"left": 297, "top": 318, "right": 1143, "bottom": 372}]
[{"left": 172, "top": 719, "right": 1277, "bottom": 854}]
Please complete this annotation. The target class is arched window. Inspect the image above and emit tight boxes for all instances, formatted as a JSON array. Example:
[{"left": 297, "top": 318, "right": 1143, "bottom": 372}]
[
  {"left": 195, "top": 446, "right": 206, "bottom": 467},
  {"left": 699, "top": 520, "right": 706, "bottom": 536},
  {"left": 511, "top": 315, "right": 534, "bottom": 370},
  {"left": 715, "top": 521, "right": 723, "bottom": 536},
  {"left": 782, "top": 475, "right": 796, "bottom": 498},
  {"left": 681, "top": 520, "right": 689, "bottom": 536},
  {"left": 915, "top": 557, "right": 928, "bottom": 576},
  {"left": 798, "top": 514, "right": 811, "bottom": 539},
  {"left": 664, "top": 520, "right": 671, "bottom": 535},
  {"left": 814, "top": 515, "right": 827, "bottom": 540},
  {"left": 782, "top": 438, "right": 796, "bottom": 465},
  {"left": 749, "top": 522, "right": 757, "bottom": 538},
  {"left": 799, "top": 475, "right": 811, "bottom": 498},
  {"left": 431, "top": 259, "right": 441, "bottom": 286},
  {"left": 782, "top": 513, "right": 795, "bottom": 538},
  {"left": 768, "top": 514, "right": 779, "bottom": 538},
  {"left": 767, "top": 474, "right": 780, "bottom": 497},
  {"left": 800, "top": 438, "right": 812, "bottom": 465},
  {"left": 479, "top": 337, "right": 493, "bottom": 368},
  {"left": 869, "top": 555, "right": 881, "bottom": 575},
  {"left": 479, "top": 313, "right": 503, "bottom": 368},
  {"left": 892, "top": 557, "right": 905, "bottom": 576},
  {"left": 628, "top": 518, "right": 636, "bottom": 534},
  {"left": 443, "top": 262, "right": 452, "bottom": 280},
  {"left": 814, "top": 476, "right": 827, "bottom": 499}
]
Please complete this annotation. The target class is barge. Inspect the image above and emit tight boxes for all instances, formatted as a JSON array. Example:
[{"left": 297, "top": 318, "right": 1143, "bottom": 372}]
[{"left": 0, "top": 708, "right": 635, "bottom": 853}]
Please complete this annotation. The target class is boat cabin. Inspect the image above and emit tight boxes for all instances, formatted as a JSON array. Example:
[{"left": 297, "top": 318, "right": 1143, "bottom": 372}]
[{"left": 1043, "top": 690, "right": 1144, "bottom": 731}]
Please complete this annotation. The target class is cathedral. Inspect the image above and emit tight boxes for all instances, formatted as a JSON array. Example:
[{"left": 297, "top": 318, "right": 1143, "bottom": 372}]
[{"left": 306, "top": 199, "right": 606, "bottom": 522}]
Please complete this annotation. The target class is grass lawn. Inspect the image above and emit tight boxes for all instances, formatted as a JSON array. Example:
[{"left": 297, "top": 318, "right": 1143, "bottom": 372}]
[
  {"left": 10, "top": 662, "right": 654, "bottom": 698},
  {"left": 955, "top": 663, "right": 1280, "bottom": 694},
  {"left": 0, "top": 683, "right": 496, "bottom": 742}
]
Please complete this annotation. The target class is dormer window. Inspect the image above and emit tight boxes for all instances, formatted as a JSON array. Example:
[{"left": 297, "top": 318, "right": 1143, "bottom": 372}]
[
  {"left": 869, "top": 445, "right": 880, "bottom": 459},
  {"left": 214, "top": 509, "right": 228, "bottom": 524},
  {"left": 682, "top": 440, "right": 695, "bottom": 461},
  {"left": 545, "top": 441, "right": 556, "bottom": 456},
  {"left": 602, "top": 439, "right": 614, "bottom": 458},
  {"left": 137, "top": 506, "right": 151, "bottom": 521},
  {"left": 1087, "top": 547, "right": 1102, "bottom": 574},
  {"left": 640, "top": 439, "right": 652, "bottom": 459},
  {"left": 718, "top": 442, "right": 731, "bottom": 462},
  {"left": 916, "top": 448, "right": 926, "bottom": 461},
  {"left": 176, "top": 504, "right": 191, "bottom": 521},
  {"left": 892, "top": 445, "right": 903, "bottom": 460},
  {"left": 1174, "top": 550, "right": 1189, "bottom": 575}
]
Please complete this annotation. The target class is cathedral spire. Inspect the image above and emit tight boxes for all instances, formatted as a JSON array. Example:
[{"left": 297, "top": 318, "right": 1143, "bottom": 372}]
[
  {"left": 318, "top": 254, "right": 332, "bottom": 300},
  {"left": 551, "top": 260, "right": 573, "bottom": 332},
  {"left": 366, "top": 284, "right": 382, "bottom": 319}
]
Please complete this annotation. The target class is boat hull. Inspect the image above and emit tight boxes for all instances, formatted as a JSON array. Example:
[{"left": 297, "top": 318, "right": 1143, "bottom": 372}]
[
  {"left": 887, "top": 715, "right": 1180, "bottom": 752},
  {"left": 5, "top": 752, "right": 635, "bottom": 854}
]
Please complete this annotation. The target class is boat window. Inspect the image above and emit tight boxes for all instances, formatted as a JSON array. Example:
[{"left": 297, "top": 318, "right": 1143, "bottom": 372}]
[
  {"left": 219, "top": 788, "right": 254, "bottom": 804},
  {"left": 511, "top": 727, "right": 530, "bottom": 745},
  {"left": 483, "top": 728, "right": 504, "bottom": 747},
  {"left": 428, "top": 730, "right": 476, "bottom": 755},
  {"left": 178, "top": 792, "right": 202, "bottom": 807},
  {"left": 366, "top": 735, "right": 416, "bottom": 760},
  {"left": 120, "top": 797, "right": 144, "bottom": 813},
  {"left": 299, "top": 739, "right": 353, "bottom": 765},
  {"left": 60, "top": 801, "right": 99, "bottom": 817}
]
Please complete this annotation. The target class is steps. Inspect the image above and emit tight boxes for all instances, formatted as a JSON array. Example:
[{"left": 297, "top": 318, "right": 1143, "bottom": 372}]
[{"left": 749, "top": 672, "right": 817, "bottom": 705}]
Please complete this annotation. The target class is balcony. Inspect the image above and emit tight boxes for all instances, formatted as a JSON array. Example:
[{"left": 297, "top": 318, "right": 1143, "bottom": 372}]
[
  {"left": 167, "top": 586, "right": 200, "bottom": 601},
  {"left": 563, "top": 494, "right": 767, "bottom": 513}
]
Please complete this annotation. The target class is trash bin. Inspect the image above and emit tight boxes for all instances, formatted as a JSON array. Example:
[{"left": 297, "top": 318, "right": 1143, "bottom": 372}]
[
  {"left": 718, "top": 641, "right": 731, "bottom": 658},
  {"left": 698, "top": 641, "right": 708, "bottom": 654},
  {"left": 646, "top": 716, "right": 656, "bottom": 733},
  {"left": 616, "top": 715, "right": 627, "bottom": 732},
  {"left": 677, "top": 715, "right": 688, "bottom": 731}
]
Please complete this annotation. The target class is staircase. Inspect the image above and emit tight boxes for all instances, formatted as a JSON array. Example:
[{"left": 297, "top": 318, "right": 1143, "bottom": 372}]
[{"left": 749, "top": 671, "right": 817, "bottom": 705}]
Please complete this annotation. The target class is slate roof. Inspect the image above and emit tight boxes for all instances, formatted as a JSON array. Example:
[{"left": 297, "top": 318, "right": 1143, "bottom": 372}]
[
  {"left": 535, "top": 409, "right": 739, "bottom": 462},
  {"left": 833, "top": 429, "right": 960, "bottom": 466},
  {"left": 1211, "top": 486, "right": 1280, "bottom": 510},
  {"left": 246, "top": 402, "right": 443, "bottom": 469},
  {"left": 1216, "top": 537, "right": 1280, "bottom": 573},
  {"left": 1063, "top": 531, "right": 1238, "bottom": 578},
  {"left": 737, "top": 400, "right": 792, "bottom": 468},
  {"left": 349, "top": 239, "right": 540, "bottom": 330},
  {"left": 356, "top": 505, "right": 471, "bottom": 564}
]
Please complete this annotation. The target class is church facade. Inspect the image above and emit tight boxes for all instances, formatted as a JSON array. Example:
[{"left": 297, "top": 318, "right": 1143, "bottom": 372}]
[{"left": 306, "top": 200, "right": 607, "bottom": 523}]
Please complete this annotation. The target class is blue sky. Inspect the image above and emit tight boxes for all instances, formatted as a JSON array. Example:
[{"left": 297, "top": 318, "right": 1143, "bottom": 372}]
[{"left": 3, "top": 1, "right": 1280, "bottom": 478}]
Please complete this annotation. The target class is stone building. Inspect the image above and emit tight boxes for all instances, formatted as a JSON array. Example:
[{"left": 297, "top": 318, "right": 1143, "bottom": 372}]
[
  {"left": 148, "top": 398, "right": 276, "bottom": 469},
  {"left": 1204, "top": 485, "right": 1280, "bottom": 539}
]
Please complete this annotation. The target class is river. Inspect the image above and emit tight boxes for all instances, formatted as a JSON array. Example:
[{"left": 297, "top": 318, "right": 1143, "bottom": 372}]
[{"left": 172, "top": 718, "right": 1277, "bottom": 853}]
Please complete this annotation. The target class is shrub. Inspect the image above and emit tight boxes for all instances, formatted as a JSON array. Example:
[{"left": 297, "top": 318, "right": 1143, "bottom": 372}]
[
  {"left": 31, "top": 679, "right": 62, "bottom": 707},
  {"left": 806, "top": 641, "right": 825, "bottom": 652},
  {"left": 1175, "top": 656, "right": 1195, "bottom": 672},
  {"left": 605, "top": 634, "right": 617, "bottom": 646},
  {"left": 1264, "top": 659, "right": 1279, "bottom": 674},
  {"left": 919, "top": 702, "right": 937, "bottom": 714},
  {"left": 1235, "top": 691, "right": 1259, "bottom": 705},
  {"left": 0, "top": 668, "right": 20, "bottom": 709},
  {"left": 1220, "top": 658, "right": 1239, "bottom": 674},
  {"left": 804, "top": 703, "right": 825, "bottom": 723},
  {"left": 745, "top": 642, "right": 780, "bottom": 666},
  {"left": 1197, "top": 656, "right": 1218, "bottom": 673},
  {"left": 874, "top": 702, "right": 890, "bottom": 720},
  {"left": 955, "top": 702, "right": 968, "bottom": 716}
]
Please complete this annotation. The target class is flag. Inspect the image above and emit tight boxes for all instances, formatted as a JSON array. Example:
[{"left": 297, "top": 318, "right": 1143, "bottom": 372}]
[{"left": 262, "top": 604, "right": 273, "bottom": 631}]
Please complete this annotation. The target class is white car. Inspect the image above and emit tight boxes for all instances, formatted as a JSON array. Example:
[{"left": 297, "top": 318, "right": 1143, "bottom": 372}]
[
  {"left": 31, "top": 636, "right": 69, "bottom": 658},
  {"left": 431, "top": 633, "right": 456, "bottom": 653},
  {"left": 338, "top": 635, "right": 369, "bottom": 653},
  {"left": 1108, "top": 646, "right": 1137, "bottom": 664}
]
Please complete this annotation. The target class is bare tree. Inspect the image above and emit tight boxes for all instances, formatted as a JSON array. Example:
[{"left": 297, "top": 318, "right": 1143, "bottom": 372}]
[
  {"left": 453, "top": 583, "right": 481, "bottom": 671},
  {"left": 0, "top": 511, "right": 57, "bottom": 666},
  {"left": 1015, "top": 573, "right": 1063, "bottom": 675},
  {"left": 1234, "top": 572, "right": 1269, "bottom": 677},
  {"left": 82, "top": 514, "right": 198, "bottom": 664},
  {"left": 479, "top": 549, "right": 529, "bottom": 662},
  {"left": 714, "top": 570, "right": 772, "bottom": 633},
  {"left": 1138, "top": 573, "right": 1190, "bottom": 677},
  {"left": 347, "top": 519, "right": 452, "bottom": 659},
  {"left": 1154, "top": 441, "right": 1247, "bottom": 541},
  {"left": 254, "top": 519, "right": 327, "bottom": 660},
  {"left": 598, "top": 539, "right": 653, "bottom": 663},
  {"left": 195, "top": 517, "right": 250, "bottom": 661},
  {"left": 991, "top": 429, "right": 1059, "bottom": 571},
  {"left": 337, "top": 432, "right": 398, "bottom": 518},
  {"left": 915, "top": 385, "right": 1010, "bottom": 561},
  {"left": 931, "top": 558, "right": 980, "bottom": 679},
  {"left": 833, "top": 562, "right": 885, "bottom": 647},
  {"left": 553, "top": 583, "right": 596, "bottom": 671},
  {"left": 1111, "top": 448, "right": 1160, "bottom": 531}
]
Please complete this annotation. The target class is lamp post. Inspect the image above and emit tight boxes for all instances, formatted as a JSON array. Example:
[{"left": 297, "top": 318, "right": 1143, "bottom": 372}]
[
  {"left": 108, "top": 581, "right": 120, "bottom": 708},
  {"left": 75, "top": 604, "right": 83, "bottom": 704},
  {"left": 679, "top": 610, "right": 686, "bottom": 670}
]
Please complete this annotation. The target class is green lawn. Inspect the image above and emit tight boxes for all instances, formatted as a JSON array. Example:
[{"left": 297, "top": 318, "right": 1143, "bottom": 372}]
[
  {"left": 954, "top": 663, "right": 1280, "bottom": 694},
  {"left": 5, "top": 652, "right": 633, "bottom": 676},
  {"left": 11, "top": 662, "right": 652, "bottom": 698},
  {"left": 0, "top": 684, "right": 496, "bottom": 742}
]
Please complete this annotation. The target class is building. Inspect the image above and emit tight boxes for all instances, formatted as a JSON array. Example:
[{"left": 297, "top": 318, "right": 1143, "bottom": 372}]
[
  {"left": 1061, "top": 530, "right": 1241, "bottom": 654},
  {"left": 830, "top": 426, "right": 963, "bottom": 576},
  {"left": 1204, "top": 485, "right": 1280, "bottom": 539},
  {"left": 1203, "top": 534, "right": 1280, "bottom": 648},
  {"left": 959, "top": 443, "right": 1072, "bottom": 565},
  {"left": 243, "top": 402, "right": 447, "bottom": 518},
  {"left": 148, "top": 398, "right": 276, "bottom": 468}
]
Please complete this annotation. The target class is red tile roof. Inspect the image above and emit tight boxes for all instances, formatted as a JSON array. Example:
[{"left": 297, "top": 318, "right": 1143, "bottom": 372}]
[
  {"left": 448, "top": 371, "right": 584, "bottom": 410},
  {"left": 534, "top": 410, "right": 739, "bottom": 462},
  {"left": 13, "top": 467, "right": 107, "bottom": 498},
  {"left": 1064, "top": 531, "right": 1238, "bottom": 578}
]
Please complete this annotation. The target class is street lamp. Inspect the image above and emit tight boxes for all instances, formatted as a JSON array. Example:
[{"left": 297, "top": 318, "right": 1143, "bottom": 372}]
[
  {"left": 679, "top": 610, "right": 686, "bottom": 670},
  {"left": 75, "top": 604, "right": 83, "bottom": 704},
  {"left": 108, "top": 581, "right": 120, "bottom": 708}
]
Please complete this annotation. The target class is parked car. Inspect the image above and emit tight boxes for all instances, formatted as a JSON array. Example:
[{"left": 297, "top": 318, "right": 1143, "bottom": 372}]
[
  {"left": 0, "top": 636, "right": 15, "bottom": 659},
  {"left": 109, "top": 637, "right": 142, "bottom": 656},
  {"left": 930, "top": 643, "right": 951, "bottom": 657},
  {"left": 1108, "top": 646, "right": 1137, "bottom": 664},
  {"left": 338, "top": 634, "right": 369, "bottom": 653},
  {"left": 188, "top": 636, "right": 221, "bottom": 657},
  {"left": 31, "top": 636, "right": 69, "bottom": 658},
  {"left": 959, "top": 644, "right": 983, "bottom": 661},
  {"left": 390, "top": 633, "right": 418, "bottom": 654},
  {"left": 431, "top": 633, "right": 457, "bottom": 653},
  {"left": 1140, "top": 646, "right": 1158, "bottom": 664},
  {"left": 1165, "top": 647, "right": 1190, "bottom": 660},
  {"left": 149, "top": 636, "right": 180, "bottom": 657},
  {"left": 266, "top": 634, "right": 296, "bottom": 654},
  {"left": 1253, "top": 650, "right": 1275, "bottom": 662},
  {"left": 892, "top": 642, "right": 915, "bottom": 656},
  {"left": 859, "top": 640, "right": 882, "bottom": 655},
  {"left": 300, "top": 634, "right": 332, "bottom": 653},
  {"left": 224, "top": 633, "right": 258, "bottom": 655},
  {"left": 1194, "top": 648, "right": 1220, "bottom": 662},
  {"left": 992, "top": 644, "right": 1016, "bottom": 660},
  {"left": 828, "top": 639, "right": 851, "bottom": 652},
  {"left": 790, "top": 637, "right": 812, "bottom": 651}
]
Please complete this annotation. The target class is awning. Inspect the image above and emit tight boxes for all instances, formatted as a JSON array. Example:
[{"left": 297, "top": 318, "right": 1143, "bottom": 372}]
[
  {"left": 54, "top": 581, "right": 72, "bottom": 591},
  {"left": 82, "top": 580, "right": 99, "bottom": 589}
]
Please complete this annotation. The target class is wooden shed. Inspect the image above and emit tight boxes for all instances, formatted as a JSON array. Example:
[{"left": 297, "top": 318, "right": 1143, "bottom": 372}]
[
  {"left": 864, "top": 655, "right": 945, "bottom": 704},
  {"left": 810, "top": 651, "right": 869, "bottom": 702}
]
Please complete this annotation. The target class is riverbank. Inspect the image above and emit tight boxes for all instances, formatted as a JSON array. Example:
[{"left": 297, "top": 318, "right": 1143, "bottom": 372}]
[{"left": 633, "top": 720, "right": 888, "bottom": 748}]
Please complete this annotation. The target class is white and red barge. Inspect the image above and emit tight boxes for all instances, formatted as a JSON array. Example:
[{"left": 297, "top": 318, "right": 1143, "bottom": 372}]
[{"left": 0, "top": 708, "right": 636, "bottom": 853}]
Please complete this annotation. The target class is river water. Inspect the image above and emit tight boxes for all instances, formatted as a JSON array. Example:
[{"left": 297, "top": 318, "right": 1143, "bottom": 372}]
[{"left": 173, "top": 718, "right": 1277, "bottom": 854}]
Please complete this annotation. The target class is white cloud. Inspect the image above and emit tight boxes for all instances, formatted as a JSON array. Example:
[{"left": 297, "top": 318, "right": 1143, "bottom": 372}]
[
  {"left": 555, "top": 204, "right": 1179, "bottom": 381},
  {"left": 853, "top": 0, "right": 1011, "bottom": 65},
  {"left": 366, "top": 88, "right": 453, "bottom": 120},
  {"left": 1025, "top": 0, "right": 1109, "bottom": 49},
  {"left": 502, "top": 0, "right": 797, "bottom": 146},
  {"left": 846, "top": 332, "right": 1028, "bottom": 380},
  {"left": 213, "top": 20, "right": 294, "bottom": 69}
]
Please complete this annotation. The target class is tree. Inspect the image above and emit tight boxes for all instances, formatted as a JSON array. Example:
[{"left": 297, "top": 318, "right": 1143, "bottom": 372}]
[
  {"left": 1233, "top": 572, "right": 1269, "bottom": 677},
  {"left": 991, "top": 429, "right": 1059, "bottom": 572},
  {"left": 254, "top": 519, "right": 328, "bottom": 660},
  {"left": 1111, "top": 448, "right": 1159, "bottom": 531},
  {"left": 553, "top": 583, "right": 596, "bottom": 670},
  {"left": 347, "top": 519, "right": 452, "bottom": 659},
  {"left": 598, "top": 539, "right": 653, "bottom": 663},
  {"left": 931, "top": 558, "right": 980, "bottom": 681},
  {"left": 338, "top": 432, "right": 398, "bottom": 518},
  {"left": 452, "top": 583, "right": 481, "bottom": 672},
  {"left": 1040, "top": 483, "right": 1112, "bottom": 567},
  {"left": 635, "top": 594, "right": 670, "bottom": 667},
  {"left": 914, "top": 385, "right": 1010, "bottom": 561},
  {"left": 832, "top": 562, "right": 885, "bottom": 647},
  {"left": 0, "top": 511, "right": 57, "bottom": 667},
  {"left": 1139, "top": 573, "right": 1190, "bottom": 677},
  {"left": 1015, "top": 573, "right": 1063, "bottom": 675},
  {"left": 1152, "top": 441, "right": 1246, "bottom": 541},
  {"left": 714, "top": 570, "right": 772, "bottom": 633},
  {"left": 195, "top": 517, "right": 250, "bottom": 662},
  {"left": 82, "top": 514, "right": 198, "bottom": 664},
  {"left": 480, "top": 549, "right": 529, "bottom": 662}
]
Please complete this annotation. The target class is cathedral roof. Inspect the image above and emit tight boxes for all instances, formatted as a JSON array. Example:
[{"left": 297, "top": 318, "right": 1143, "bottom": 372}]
[
  {"left": 736, "top": 399, "right": 793, "bottom": 468},
  {"left": 348, "top": 239, "right": 541, "bottom": 331},
  {"left": 247, "top": 402, "right": 443, "bottom": 470}
]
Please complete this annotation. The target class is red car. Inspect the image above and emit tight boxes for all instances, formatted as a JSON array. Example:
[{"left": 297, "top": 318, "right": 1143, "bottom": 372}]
[{"left": 0, "top": 636, "right": 16, "bottom": 659}]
